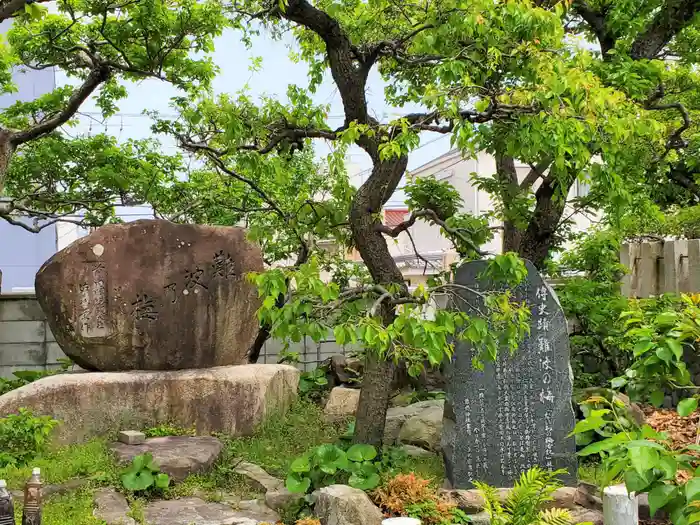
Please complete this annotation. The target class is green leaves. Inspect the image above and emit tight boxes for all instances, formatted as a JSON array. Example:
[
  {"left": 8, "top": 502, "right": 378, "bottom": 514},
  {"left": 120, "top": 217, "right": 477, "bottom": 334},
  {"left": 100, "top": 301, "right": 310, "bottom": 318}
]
[
  {"left": 678, "top": 398, "right": 698, "bottom": 417},
  {"left": 285, "top": 444, "right": 381, "bottom": 494},
  {"left": 120, "top": 453, "right": 170, "bottom": 493},
  {"left": 649, "top": 485, "right": 677, "bottom": 517},
  {"left": 629, "top": 446, "right": 659, "bottom": 475},
  {"left": 347, "top": 444, "right": 378, "bottom": 462}
]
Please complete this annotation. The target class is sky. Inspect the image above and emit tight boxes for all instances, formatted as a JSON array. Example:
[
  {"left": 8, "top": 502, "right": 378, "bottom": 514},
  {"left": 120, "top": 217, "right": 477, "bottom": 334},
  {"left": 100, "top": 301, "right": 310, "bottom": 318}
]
[{"left": 55, "top": 26, "right": 456, "bottom": 212}]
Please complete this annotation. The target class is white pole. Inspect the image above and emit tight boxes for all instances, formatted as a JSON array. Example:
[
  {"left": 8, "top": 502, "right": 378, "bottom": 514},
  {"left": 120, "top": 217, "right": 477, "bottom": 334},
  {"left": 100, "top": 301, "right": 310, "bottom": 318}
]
[{"left": 603, "top": 484, "right": 638, "bottom": 525}]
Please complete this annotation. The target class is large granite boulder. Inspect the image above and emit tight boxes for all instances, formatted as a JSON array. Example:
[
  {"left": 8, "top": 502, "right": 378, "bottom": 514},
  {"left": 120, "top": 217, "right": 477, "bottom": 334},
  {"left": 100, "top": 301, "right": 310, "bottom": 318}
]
[
  {"left": 35, "top": 219, "right": 263, "bottom": 371},
  {"left": 0, "top": 364, "right": 299, "bottom": 444}
]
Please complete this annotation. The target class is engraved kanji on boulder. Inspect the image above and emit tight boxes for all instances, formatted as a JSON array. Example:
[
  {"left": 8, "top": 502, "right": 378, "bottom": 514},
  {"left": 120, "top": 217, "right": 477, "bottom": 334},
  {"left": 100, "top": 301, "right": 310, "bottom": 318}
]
[{"left": 35, "top": 219, "right": 264, "bottom": 371}]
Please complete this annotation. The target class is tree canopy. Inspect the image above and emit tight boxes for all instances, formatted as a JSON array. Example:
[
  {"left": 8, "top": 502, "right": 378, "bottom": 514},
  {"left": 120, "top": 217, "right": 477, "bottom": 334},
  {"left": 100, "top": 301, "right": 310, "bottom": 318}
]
[{"left": 4, "top": 0, "right": 700, "bottom": 444}]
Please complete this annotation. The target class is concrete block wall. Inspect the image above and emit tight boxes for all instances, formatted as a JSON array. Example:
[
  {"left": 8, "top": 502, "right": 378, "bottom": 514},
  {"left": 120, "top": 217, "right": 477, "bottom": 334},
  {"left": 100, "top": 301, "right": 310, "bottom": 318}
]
[
  {"left": 0, "top": 293, "right": 68, "bottom": 378},
  {"left": 0, "top": 293, "right": 353, "bottom": 378},
  {"left": 621, "top": 239, "right": 700, "bottom": 298}
]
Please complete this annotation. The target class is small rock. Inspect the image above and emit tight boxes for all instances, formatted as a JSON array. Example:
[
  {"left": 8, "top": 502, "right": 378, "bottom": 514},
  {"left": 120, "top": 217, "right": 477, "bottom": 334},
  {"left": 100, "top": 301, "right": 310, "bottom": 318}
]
[
  {"left": 398, "top": 405, "right": 443, "bottom": 451},
  {"left": 638, "top": 492, "right": 668, "bottom": 520},
  {"left": 265, "top": 488, "right": 304, "bottom": 511},
  {"left": 93, "top": 488, "right": 136, "bottom": 525},
  {"left": 324, "top": 387, "right": 360, "bottom": 422},
  {"left": 110, "top": 436, "right": 223, "bottom": 482},
  {"left": 238, "top": 499, "right": 281, "bottom": 522},
  {"left": 469, "top": 511, "right": 491, "bottom": 525},
  {"left": 543, "top": 487, "right": 578, "bottom": 510},
  {"left": 570, "top": 507, "right": 604, "bottom": 525},
  {"left": 575, "top": 482, "right": 602, "bottom": 511},
  {"left": 118, "top": 430, "right": 146, "bottom": 445},
  {"left": 234, "top": 460, "right": 285, "bottom": 493},
  {"left": 440, "top": 486, "right": 576, "bottom": 513},
  {"left": 384, "top": 400, "right": 444, "bottom": 445},
  {"left": 315, "top": 485, "right": 383, "bottom": 525},
  {"left": 438, "top": 489, "right": 485, "bottom": 513},
  {"left": 143, "top": 497, "right": 268, "bottom": 525},
  {"left": 401, "top": 445, "right": 435, "bottom": 458}
]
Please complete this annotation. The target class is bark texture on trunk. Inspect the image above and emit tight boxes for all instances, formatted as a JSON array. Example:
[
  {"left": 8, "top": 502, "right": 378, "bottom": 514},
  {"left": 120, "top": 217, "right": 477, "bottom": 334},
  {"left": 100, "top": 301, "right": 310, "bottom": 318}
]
[
  {"left": 517, "top": 178, "right": 568, "bottom": 269},
  {"left": 0, "top": 130, "right": 16, "bottom": 195},
  {"left": 349, "top": 156, "right": 408, "bottom": 446},
  {"left": 353, "top": 351, "right": 395, "bottom": 446}
]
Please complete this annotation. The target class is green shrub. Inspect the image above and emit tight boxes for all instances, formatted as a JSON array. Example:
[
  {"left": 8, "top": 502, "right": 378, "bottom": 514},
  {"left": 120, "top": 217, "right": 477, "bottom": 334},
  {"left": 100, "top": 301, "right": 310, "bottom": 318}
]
[
  {"left": 0, "top": 408, "right": 59, "bottom": 468},
  {"left": 143, "top": 423, "right": 195, "bottom": 438}
]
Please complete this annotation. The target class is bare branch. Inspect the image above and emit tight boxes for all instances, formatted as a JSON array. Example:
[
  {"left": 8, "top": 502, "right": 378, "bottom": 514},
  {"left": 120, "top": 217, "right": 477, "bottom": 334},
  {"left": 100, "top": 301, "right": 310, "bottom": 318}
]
[{"left": 402, "top": 102, "right": 538, "bottom": 134}]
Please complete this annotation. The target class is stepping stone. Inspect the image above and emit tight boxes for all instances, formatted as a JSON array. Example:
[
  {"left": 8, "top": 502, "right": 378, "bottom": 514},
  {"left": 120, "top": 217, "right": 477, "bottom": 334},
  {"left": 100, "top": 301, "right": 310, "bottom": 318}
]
[
  {"left": 110, "top": 436, "right": 223, "bottom": 482},
  {"left": 93, "top": 488, "right": 136, "bottom": 525},
  {"left": 238, "top": 499, "right": 281, "bottom": 522},
  {"left": 233, "top": 460, "right": 284, "bottom": 492},
  {"left": 143, "top": 497, "right": 276, "bottom": 525}
]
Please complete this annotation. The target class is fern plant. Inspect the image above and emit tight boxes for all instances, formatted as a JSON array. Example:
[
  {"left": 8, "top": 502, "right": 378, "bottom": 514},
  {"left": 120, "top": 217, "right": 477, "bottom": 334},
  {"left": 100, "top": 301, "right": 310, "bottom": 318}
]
[{"left": 474, "top": 467, "right": 575, "bottom": 525}]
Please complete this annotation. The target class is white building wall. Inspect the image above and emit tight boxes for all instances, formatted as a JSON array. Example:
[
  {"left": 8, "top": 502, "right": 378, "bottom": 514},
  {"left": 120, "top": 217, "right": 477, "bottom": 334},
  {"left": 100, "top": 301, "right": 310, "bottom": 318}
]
[{"left": 399, "top": 150, "right": 599, "bottom": 260}]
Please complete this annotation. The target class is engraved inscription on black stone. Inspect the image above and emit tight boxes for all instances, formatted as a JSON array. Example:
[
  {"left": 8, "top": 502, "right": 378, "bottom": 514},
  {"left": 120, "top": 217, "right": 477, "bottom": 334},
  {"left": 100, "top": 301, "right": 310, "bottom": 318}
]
[
  {"left": 131, "top": 294, "right": 158, "bottom": 321},
  {"left": 441, "top": 259, "right": 577, "bottom": 489}
]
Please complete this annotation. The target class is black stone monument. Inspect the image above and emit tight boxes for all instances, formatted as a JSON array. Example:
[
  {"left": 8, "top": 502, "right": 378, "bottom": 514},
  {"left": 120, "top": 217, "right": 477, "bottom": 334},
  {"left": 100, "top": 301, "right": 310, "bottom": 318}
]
[{"left": 441, "top": 259, "right": 577, "bottom": 488}]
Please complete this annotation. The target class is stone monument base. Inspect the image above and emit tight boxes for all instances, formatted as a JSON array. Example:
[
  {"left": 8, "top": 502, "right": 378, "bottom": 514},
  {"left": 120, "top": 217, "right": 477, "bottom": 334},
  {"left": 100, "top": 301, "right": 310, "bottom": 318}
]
[{"left": 0, "top": 364, "right": 300, "bottom": 444}]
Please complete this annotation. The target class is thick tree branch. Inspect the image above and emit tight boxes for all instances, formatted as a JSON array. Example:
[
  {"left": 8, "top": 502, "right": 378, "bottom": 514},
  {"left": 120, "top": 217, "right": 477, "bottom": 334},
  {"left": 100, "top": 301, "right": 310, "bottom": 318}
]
[
  {"left": 521, "top": 160, "right": 552, "bottom": 190},
  {"left": 402, "top": 103, "right": 538, "bottom": 133},
  {"left": 630, "top": 0, "right": 700, "bottom": 60},
  {"left": 10, "top": 64, "right": 111, "bottom": 146},
  {"left": 0, "top": 0, "right": 52, "bottom": 22},
  {"left": 572, "top": 0, "right": 616, "bottom": 56},
  {"left": 238, "top": 126, "right": 342, "bottom": 155}
]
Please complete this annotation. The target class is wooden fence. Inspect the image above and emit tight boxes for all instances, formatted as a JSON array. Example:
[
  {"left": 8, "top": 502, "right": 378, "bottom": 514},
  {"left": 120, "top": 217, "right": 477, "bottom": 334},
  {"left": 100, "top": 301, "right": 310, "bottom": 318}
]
[{"left": 621, "top": 239, "right": 700, "bottom": 298}]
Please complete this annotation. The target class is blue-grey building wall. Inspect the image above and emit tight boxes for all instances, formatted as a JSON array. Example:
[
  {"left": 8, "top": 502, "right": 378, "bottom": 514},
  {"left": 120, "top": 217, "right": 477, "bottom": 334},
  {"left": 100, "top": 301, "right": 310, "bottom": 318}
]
[{"left": 0, "top": 19, "right": 58, "bottom": 292}]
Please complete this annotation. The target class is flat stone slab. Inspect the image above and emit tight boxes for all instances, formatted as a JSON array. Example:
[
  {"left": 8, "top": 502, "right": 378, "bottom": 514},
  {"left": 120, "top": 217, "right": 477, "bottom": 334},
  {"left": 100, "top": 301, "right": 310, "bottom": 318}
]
[
  {"left": 233, "top": 460, "right": 284, "bottom": 492},
  {"left": 93, "top": 488, "right": 136, "bottom": 525},
  {"left": 143, "top": 497, "right": 273, "bottom": 525},
  {"left": 111, "top": 436, "right": 223, "bottom": 482},
  {"left": 0, "top": 364, "right": 299, "bottom": 444}
]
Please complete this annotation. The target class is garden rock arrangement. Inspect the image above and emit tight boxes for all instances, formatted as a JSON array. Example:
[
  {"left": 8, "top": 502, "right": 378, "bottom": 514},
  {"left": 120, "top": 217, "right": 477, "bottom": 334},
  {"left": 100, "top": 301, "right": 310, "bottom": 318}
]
[
  {"left": 35, "top": 219, "right": 263, "bottom": 371},
  {"left": 324, "top": 389, "right": 445, "bottom": 453},
  {"left": 0, "top": 364, "right": 300, "bottom": 443},
  {"left": 110, "top": 435, "right": 224, "bottom": 482}
]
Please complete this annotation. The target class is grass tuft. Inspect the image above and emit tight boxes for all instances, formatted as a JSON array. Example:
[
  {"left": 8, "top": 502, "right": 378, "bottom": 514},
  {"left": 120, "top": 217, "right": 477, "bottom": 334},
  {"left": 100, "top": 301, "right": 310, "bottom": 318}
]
[{"left": 0, "top": 439, "right": 118, "bottom": 488}]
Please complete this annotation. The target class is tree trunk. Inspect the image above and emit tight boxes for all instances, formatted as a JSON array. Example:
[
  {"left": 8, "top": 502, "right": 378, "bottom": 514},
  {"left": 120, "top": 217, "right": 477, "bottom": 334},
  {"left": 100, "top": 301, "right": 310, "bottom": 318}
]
[
  {"left": 354, "top": 351, "right": 395, "bottom": 445},
  {"left": 502, "top": 220, "right": 523, "bottom": 253},
  {"left": 0, "top": 130, "right": 16, "bottom": 195},
  {"left": 350, "top": 154, "right": 408, "bottom": 446},
  {"left": 517, "top": 178, "right": 568, "bottom": 269},
  {"left": 494, "top": 153, "right": 524, "bottom": 254}
]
